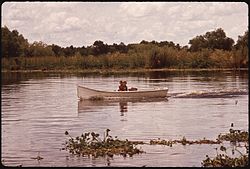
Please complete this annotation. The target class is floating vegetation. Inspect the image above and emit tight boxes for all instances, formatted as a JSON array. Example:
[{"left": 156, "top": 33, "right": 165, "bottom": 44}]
[
  {"left": 202, "top": 154, "right": 248, "bottom": 167},
  {"left": 64, "top": 129, "right": 145, "bottom": 158},
  {"left": 150, "top": 137, "right": 221, "bottom": 146},
  {"left": 202, "top": 127, "right": 249, "bottom": 167},
  {"left": 150, "top": 138, "right": 174, "bottom": 147},
  {"left": 63, "top": 125, "right": 248, "bottom": 167},
  {"left": 218, "top": 128, "right": 248, "bottom": 142}
]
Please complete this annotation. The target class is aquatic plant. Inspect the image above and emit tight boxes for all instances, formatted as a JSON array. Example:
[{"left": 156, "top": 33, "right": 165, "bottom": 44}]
[
  {"left": 149, "top": 137, "right": 221, "bottom": 146},
  {"left": 218, "top": 128, "right": 248, "bottom": 142},
  {"left": 201, "top": 146, "right": 249, "bottom": 167},
  {"left": 63, "top": 125, "right": 248, "bottom": 167},
  {"left": 202, "top": 127, "right": 249, "bottom": 167},
  {"left": 150, "top": 138, "right": 174, "bottom": 146},
  {"left": 202, "top": 153, "right": 248, "bottom": 167},
  {"left": 64, "top": 129, "right": 145, "bottom": 158}
]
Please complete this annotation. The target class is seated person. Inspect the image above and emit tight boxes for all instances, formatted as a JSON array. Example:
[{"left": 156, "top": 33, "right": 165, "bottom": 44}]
[
  {"left": 118, "top": 81, "right": 138, "bottom": 91},
  {"left": 118, "top": 80, "right": 128, "bottom": 91}
]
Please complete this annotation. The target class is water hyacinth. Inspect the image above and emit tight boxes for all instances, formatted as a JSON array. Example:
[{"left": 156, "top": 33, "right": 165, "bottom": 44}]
[
  {"left": 218, "top": 128, "right": 248, "bottom": 142},
  {"left": 202, "top": 127, "right": 249, "bottom": 167},
  {"left": 64, "top": 129, "right": 145, "bottom": 158},
  {"left": 202, "top": 152, "right": 248, "bottom": 167},
  {"left": 149, "top": 137, "right": 221, "bottom": 147},
  {"left": 63, "top": 126, "right": 248, "bottom": 167}
]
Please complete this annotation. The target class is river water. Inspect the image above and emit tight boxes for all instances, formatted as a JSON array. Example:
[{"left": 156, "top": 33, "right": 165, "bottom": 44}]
[{"left": 1, "top": 70, "right": 248, "bottom": 167}]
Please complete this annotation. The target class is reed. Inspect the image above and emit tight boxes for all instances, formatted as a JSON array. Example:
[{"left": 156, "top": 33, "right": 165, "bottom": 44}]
[{"left": 1, "top": 47, "right": 245, "bottom": 71}]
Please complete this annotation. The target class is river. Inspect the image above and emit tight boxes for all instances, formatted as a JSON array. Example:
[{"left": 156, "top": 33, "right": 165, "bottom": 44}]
[{"left": 1, "top": 70, "right": 248, "bottom": 167}]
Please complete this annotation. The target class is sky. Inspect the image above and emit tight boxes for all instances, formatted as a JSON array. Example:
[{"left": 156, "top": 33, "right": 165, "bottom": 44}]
[{"left": 1, "top": 2, "right": 248, "bottom": 47}]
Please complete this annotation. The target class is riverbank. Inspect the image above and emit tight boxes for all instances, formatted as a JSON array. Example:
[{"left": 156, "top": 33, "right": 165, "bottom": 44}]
[{"left": 1, "top": 68, "right": 248, "bottom": 74}]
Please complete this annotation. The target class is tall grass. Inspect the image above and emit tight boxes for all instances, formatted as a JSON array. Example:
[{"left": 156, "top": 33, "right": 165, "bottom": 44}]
[{"left": 1, "top": 46, "right": 246, "bottom": 71}]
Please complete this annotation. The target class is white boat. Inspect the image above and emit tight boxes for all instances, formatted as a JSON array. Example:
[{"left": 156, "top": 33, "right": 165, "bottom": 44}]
[{"left": 77, "top": 85, "right": 168, "bottom": 100}]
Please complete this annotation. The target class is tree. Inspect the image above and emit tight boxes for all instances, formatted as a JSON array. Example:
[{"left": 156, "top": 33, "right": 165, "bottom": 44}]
[
  {"left": 189, "top": 28, "right": 234, "bottom": 52},
  {"left": 117, "top": 42, "right": 128, "bottom": 53},
  {"left": 92, "top": 40, "right": 109, "bottom": 55},
  {"left": 79, "top": 46, "right": 87, "bottom": 56},
  {"left": 233, "top": 30, "right": 248, "bottom": 68},
  {"left": 140, "top": 40, "right": 149, "bottom": 44},
  {"left": 189, "top": 35, "right": 207, "bottom": 51},
  {"left": 51, "top": 44, "right": 64, "bottom": 57},
  {"left": 235, "top": 30, "right": 248, "bottom": 50},
  {"left": 63, "top": 45, "right": 75, "bottom": 57},
  {"left": 27, "top": 41, "right": 54, "bottom": 57},
  {"left": 1, "top": 26, "right": 29, "bottom": 57},
  {"left": 1, "top": 26, "right": 11, "bottom": 57}
]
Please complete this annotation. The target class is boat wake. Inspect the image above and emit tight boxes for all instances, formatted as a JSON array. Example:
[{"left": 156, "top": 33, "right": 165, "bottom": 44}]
[{"left": 169, "top": 89, "right": 248, "bottom": 98}]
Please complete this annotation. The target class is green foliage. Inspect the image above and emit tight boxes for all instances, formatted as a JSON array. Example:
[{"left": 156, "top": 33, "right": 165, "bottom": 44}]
[
  {"left": 1, "top": 26, "right": 29, "bottom": 58},
  {"left": 1, "top": 26, "right": 248, "bottom": 70},
  {"left": 27, "top": 41, "right": 55, "bottom": 57},
  {"left": 233, "top": 31, "right": 248, "bottom": 68},
  {"left": 202, "top": 154, "right": 248, "bottom": 167},
  {"left": 92, "top": 40, "right": 109, "bottom": 55},
  {"left": 64, "top": 129, "right": 144, "bottom": 158},
  {"left": 63, "top": 126, "right": 248, "bottom": 167},
  {"left": 188, "top": 49, "right": 214, "bottom": 68},
  {"left": 147, "top": 46, "right": 177, "bottom": 68},
  {"left": 218, "top": 128, "right": 248, "bottom": 142},
  {"left": 51, "top": 44, "right": 64, "bottom": 57},
  {"left": 64, "top": 45, "right": 76, "bottom": 57},
  {"left": 202, "top": 127, "right": 249, "bottom": 167},
  {"left": 189, "top": 28, "right": 234, "bottom": 52},
  {"left": 209, "top": 49, "right": 233, "bottom": 68},
  {"left": 150, "top": 136, "right": 221, "bottom": 147}
]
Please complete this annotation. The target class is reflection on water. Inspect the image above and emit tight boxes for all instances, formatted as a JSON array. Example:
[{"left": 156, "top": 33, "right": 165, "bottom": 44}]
[
  {"left": 77, "top": 97, "right": 169, "bottom": 114},
  {"left": 2, "top": 69, "right": 248, "bottom": 85},
  {"left": 1, "top": 70, "right": 248, "bottom": 167},
  {"left": 119, "top": 102, "right": 128, "bottom": 115}
]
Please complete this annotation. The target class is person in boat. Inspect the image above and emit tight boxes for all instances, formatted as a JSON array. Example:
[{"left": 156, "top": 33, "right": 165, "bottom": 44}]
[
  {"left": 118, "top": 80, "right": 138, "bottom": 91},
  {"left": 118, "top": 80, "right": 128, "bottom": 91}
]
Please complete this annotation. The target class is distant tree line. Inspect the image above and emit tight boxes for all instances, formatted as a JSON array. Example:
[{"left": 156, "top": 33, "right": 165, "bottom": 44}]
[
  {"left": 1, "top": 26, "right": 248, "bottom": 70},
  {"left": 1, "top": 26, "right": 130, "bottom": 58}
]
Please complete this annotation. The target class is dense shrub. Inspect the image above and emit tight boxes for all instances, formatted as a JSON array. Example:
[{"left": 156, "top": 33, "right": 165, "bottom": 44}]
[{"left": 1, "top": 26, "right": 248, "bottom": 70}]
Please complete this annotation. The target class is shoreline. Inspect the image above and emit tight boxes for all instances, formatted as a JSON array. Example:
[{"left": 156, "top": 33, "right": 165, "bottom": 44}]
[{"left": 1, "top": 68, "right": 248, "bottom": 74}]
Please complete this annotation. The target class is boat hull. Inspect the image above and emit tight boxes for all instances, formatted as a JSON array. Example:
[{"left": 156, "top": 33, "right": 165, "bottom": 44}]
[{"left": 77, "top": 85, "right": 168, "bottom": 100}]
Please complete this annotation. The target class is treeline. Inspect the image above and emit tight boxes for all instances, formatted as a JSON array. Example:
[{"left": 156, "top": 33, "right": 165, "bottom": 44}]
[{"left": 1, "top": 26, "right": 248, "bottom": 70}]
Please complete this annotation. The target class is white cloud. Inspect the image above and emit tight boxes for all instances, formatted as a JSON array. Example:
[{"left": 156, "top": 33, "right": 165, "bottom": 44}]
[
  {"left": 1, "top": 2, "right": 248, "bottom": 47},
  {"left": 119, "top": 2, "right": 164, "bottom": 18}
]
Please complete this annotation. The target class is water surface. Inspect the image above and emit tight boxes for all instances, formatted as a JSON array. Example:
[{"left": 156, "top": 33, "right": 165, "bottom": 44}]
[{"left": 1, "top": 70, "right": 248, "bottom": 167}]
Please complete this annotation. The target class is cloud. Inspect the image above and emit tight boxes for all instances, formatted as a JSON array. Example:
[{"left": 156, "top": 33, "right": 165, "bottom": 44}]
[
  {"left": 119, "top": 2, "right": 164, "bottom": 18},
  {"left": 1, "top": 2, "right": 248, "bottom": 47},
  {"left": 51, "top": 16, "right": 83, "bottom": 33}
]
